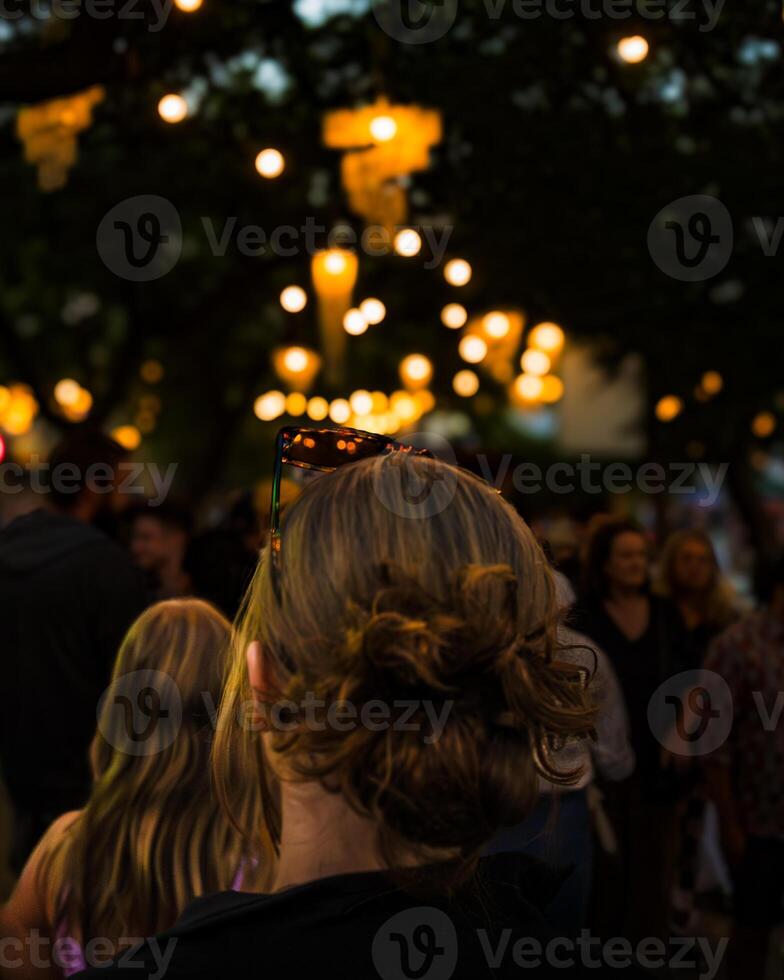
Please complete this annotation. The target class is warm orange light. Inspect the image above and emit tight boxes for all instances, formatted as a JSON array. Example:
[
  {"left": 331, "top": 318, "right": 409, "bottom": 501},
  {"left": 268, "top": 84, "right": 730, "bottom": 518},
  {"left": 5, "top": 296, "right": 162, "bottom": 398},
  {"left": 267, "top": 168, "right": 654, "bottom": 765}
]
[
  {"left": 458, "top": 335, "right": 487, "bottom": 364},
  {"left": 285, "top": 392, "right": 307, "bottom": 416},
  {"left": 140, "top": 359, "right": 164, "bottom": 383},
  {"left": 752, "top": 411, "right": 776, "bottom": 438},
  {"left": 54, "top": 378, "right": 81, "bottom": 407},
  {"left": 453, "top": 370, "right": 479, "bottom": 397},
  {"left": 359, "top": 298, "right": 386, "bottom": 324},
  {"left": 701, "top": 370, "right": 723, "bottom": 396},
  {"left": 254, "top": 391, "right": 287, "bottom": 421},
  {"left": 329, "top": 398, "right": 351, "bottom": 424},
  {"left": 655, "top": 395, "right": 683, "bottom": 423},
  {"left": 394, "top": 228, "right": 422, "bottom": 257},
  {"left": 158, "top": 94, "right": 188, "bottom": 124},
  {"left": 390, "top": 390, "right": 420, "bottom": 423},
  {"left": 1, "top": 384, "right": 39, "bottom": 436},
  {"left": 540, "top": 375, "right": 564, "bottom": 403},
  {"left": 111, "top": 425, "right": 142, "bottom": 450},
  {"left": 528, "top": 322, "right": 565, "bottom": 354},
  {"left": 350, "top": 390, "right": 374, "bottom": 416},
  {"left": 482, "top": 312, "right": 510, "bottom": 339},
  {"left": 255, "top": 148, "right": 285, "bottom": 178},
  {"left": 280, "top": 286, "right": 307, "bottom": 313},
  {"left": 399, "top": 354, "right": 433, "bottom": 389},
  {"left": 343, "top": 308, "right": 369, "bottom": 335},
  {"left": 444, "top": 259, "right": 472, "bottom": 286},
  {"left": 174, "top": 0, "right": 202, "bottom": 10},
  {"left": 520, "top": 348, "right": 551, "bottom": 376},
  {"left": 618, "top": 35, "right": 649, "bottom": 63},
  {"left": 306, "top": 396, "right": 329, "bottom": 421},
  {"left": 513, "top": 374, "right": 544, "bottom": 403},
  {"left": 369, "top": 115, "right": 397, "bottom": 142},
  {"left": 441, "top": 303, "right": 467, "bottom": 329}
]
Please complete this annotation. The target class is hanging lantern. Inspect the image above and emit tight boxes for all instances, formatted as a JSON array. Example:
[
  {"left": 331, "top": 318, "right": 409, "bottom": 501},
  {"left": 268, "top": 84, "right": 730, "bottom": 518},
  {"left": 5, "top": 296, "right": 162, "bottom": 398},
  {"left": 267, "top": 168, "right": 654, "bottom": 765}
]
[
  {"left": 17, "top": 85, "right": 104, "bottom": 191},
  {"left": 311, "top": 249, "right": 358, "bottom": 386},
  {"left": 323, "top": 98, "right": 442, "bottom": 236},
  {"left": 272, "top": 346, "right": 322, "bottom": 392}
]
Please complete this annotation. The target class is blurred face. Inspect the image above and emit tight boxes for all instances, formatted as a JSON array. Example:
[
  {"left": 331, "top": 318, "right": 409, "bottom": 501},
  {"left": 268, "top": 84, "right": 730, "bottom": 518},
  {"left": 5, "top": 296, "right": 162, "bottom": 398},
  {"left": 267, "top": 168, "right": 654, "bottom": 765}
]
[
  {"left": 672, "top": 538, "right": 715, "bottom": 594},
  {"left": 130, "top": 516, "right": 183, "bottom": 573},
  {"left": 605, "top": 531, "right": 649, "bottom": 592}
]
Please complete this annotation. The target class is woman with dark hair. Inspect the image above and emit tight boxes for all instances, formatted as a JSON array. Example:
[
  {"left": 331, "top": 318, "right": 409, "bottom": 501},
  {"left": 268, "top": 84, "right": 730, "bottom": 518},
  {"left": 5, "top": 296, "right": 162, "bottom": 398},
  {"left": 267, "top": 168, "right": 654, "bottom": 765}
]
[
  {"left": 79, "top": 431, "right": 599, "bottom": 980},
  {"left": 570, "top": 518, "right": 690, "bottom": 942}
]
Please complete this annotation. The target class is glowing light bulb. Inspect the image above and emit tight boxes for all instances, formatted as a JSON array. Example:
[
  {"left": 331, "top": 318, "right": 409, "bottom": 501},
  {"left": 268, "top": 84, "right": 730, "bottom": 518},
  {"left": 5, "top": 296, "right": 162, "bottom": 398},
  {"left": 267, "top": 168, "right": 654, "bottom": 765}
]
[
  {"left": 752, "top": 411, "right": 776, "bottom": 438},
  {"left": 618, "top": 35, "right": 649, "bottom": 64},
  {"left": 399, "top": 354, "right": 433, "bottom": 388},
  {"left": 701, "top": 370, "right": 723, "bottom": 396},
  {"left": 54, "top": 378, "right": 81, "bottom": 407},
  {"left": 111, "top": 425, "right": 142, "bottom": 450},
  {"left": 540, "top": 375, "right": 564, "bottom": 403},
  {"left": 254, "top": 390, "right": 286, "bottom": 421},
  {"left": 444, "top": 259, "right": 472, "bottom": 286},
  {"left": 350, "top": 390, "right": 374, "bottom": 416},
  {"left": 282, "top": 347, "right": 309, "bottom": 374},
  {"left": 359, "top": 298, "right": 386, "bottom": 324},
  {"left": 458, "top": 335, "right": 487, "bottom": 364},
  {"left": 514, "top": 374, "right": 544, "bottom": 403},
  {"left": 453, "top": 370, "right": 479, "bottom": 397},
  {"left": 394, "top": 228, "right": 422, "bottom": 257},
  {"left": 280, "top": 286, "right": 307, "bottom": 313},
  {"left": 324, "top": 251, "right": 348, "bottom": 275},
  {"left": 370, "top": 115, "right": 397, "bottom": 142},
  {"left": 343, "top": 308, "right": 369, "bottom": 335},
  {"left": 255, "top": 148, "right": 285, "bottom": 178},
  {"left": 158, "top": 94, "right": 188, "bottom": 124},
  {"left": 482, "top": 312, "right": 510, "bottom": 339},
  {"left": 285, "top": 392, "right": 307, "bottom": 417},
  {"left": 174, "top": 0, "right": 202, "bottom": 10},
  {"left": 306, "top": 396, "right": 329, "bottom": 421},
  {"left": 390, "top": 390, "right": 419, "bottom": 423},
  {"left": 655, "top": 395, "right": 683, "bottom": 423},
  {"left": 528, "top": 322, "right": 565, "bottom": 354},
  {"left": 441, "top": 304, "right": 467, "bottom": 329},
  {"left": 329, "top": 398, "right": 351, "bottom": 424},
  {"left": 520, "top": 348, "right": 551, "bottom": 376}
]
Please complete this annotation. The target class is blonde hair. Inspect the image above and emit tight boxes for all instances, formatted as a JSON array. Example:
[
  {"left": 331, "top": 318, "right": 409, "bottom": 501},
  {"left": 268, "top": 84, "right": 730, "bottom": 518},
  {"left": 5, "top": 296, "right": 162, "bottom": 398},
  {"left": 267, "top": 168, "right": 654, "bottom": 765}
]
[
  {"left": 41, "top": 599, "right": 263, "bottom": 943},
  {"left": 656, "top": 529, "right": 737, "bottom": 631},
  {"left": 213, "top": 455, "right": 596, "bottom": 885}
]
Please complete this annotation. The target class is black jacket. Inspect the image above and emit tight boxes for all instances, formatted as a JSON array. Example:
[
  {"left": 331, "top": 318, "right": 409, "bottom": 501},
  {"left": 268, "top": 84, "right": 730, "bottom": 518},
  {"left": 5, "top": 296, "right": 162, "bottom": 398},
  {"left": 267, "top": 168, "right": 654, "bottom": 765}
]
[{"left": 0, "top": 509, "right": 147, "bottom": 814}]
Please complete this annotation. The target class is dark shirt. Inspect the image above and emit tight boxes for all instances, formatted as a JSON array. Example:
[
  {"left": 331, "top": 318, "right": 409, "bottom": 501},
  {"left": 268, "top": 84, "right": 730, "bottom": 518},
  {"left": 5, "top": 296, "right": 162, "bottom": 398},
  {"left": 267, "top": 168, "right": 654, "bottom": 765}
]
[
  {"left": 569, "top": 595, "right": 690, "bottom": 788},
  {"left": 0, "top": 510, "right": 147, "bottom": 818},
  {"left": 76, "top": 855, "right": 609, "bottom": 980}
]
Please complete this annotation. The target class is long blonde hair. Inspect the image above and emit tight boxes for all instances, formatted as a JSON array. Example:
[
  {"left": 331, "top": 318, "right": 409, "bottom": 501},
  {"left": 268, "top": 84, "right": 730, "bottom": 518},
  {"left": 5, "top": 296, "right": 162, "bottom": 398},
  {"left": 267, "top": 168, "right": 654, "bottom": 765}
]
[
  {"left": 213, "top": 454, "right": 596, "bottom": 886},
  {"left": 656, "top": 529, "right": 737, "bottom": 631},
  {"left": 41, "top": 599, "right": 262, "bottom": 944}
]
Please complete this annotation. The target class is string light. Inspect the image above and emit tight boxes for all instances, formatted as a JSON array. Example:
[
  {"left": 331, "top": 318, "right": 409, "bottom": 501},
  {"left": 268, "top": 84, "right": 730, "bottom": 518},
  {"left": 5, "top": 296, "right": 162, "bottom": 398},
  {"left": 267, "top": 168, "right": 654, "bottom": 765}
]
[
  {"left": 54, "top": 378, "right": 81, "bottom": 407},
  {"left": 520, "top": 349, "right": 551, "bottom": 376},
  {"left": 350, "top": 390, "right": 374, "bottom": 416},
  {"left": 174, "top": 0, "right": 202, "bottom": 9},
  {"left": 255, "top": 148, "right": 285, "bottom": 178},
  {"left": 513, "top": 374, "right": 544, "bottom": 403},
  {"left": 369, "top": 115, "right": 398, "bottom": 142},
  {"left": 441, "top": 304, "right": 467, "bottom": 329},
  {"left": 158, "top": 94, "right": 188, "bottom": 124},
  {"left": 482, "top": 312, "right": 510, "bottom": 339},
  {"left": 453, "top": 370, "right": 479, "bottom": 397},
  {"left": 655, "top": 395, "right": 683, "bottom": 422},
  {"left": 329, "top": 398, "right": 351, "bottom": 424},
  {"left": 752, "top": 411, "right": 776, "bottom": 438},
  {"left": 394, "top": 228, "right": 422, "bottom": 257},
  {"left": 458, "top": 335, "right": 487, "bottom": 364},
  {"left": 444, "top": 259, "right": 472, "bottom": 286},
  {"left": 280, "top": 286, "right": 307, "bottom": 313},
  {"left": 285, "top": 392, "right": 307, "bottom": 416},
  {"left": 111, "top": 425, "right": 142, "bottom": 450},
  {"left": 540, "top": 375, "right": 564, "bottom": 403},
  {"left": 282, "top": 347, "right": 309, "bottom": 374},
  {"left": 371, "top": 391, "right": 389, "bottom": 412},
  {"left": 528, "top": 322, "right": 565, "bottom": 354},
  {"left": 343, "top": 308, "right": 369, "bottom": 335},
  {"left": 399, "top": 354, "right": 433, "bottom": 389},
  {"left": 254, "top": 390, "right": 286, "bottom": 421},
  {"left": 617, "top": 35, "right": 649, "bottom": 64},
  {"left": 306, "top": 396, "right": 329, "bottom": 421},
  {"left": 701, "top": 370, "right": 723, "bottom": 396},
  {"left": 359, "top": 298, "right": 386, "bottom": 325},
  {"left": 390, "top": 390, "right": 419, "bottom": 423}
]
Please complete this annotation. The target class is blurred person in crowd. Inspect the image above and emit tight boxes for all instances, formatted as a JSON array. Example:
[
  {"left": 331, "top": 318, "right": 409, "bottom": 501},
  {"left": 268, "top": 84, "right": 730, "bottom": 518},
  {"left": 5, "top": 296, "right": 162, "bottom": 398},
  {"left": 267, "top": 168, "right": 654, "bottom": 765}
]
[
  {"left": 570, "top": 518, "right": 691, "bottom": 940},
  {"left": 0, "top": 430, "right": 147, "bottom": 871},
  {"left": 185, "top": 528, "right": 257, "bottom": 620},
  {"left": 703, "top": 554, "right": 784, "bottom": 979},
  {"left": 129, "top": 501, "right": 193, "bottom": 600},
  {"left": 80, "top": 443, "right": 599, "bottom": 979},
  {"left": 656, "top": 528, "right": 739, "bottom": 666},
  {"left": 0, "top": 599, "right": 265, "bottom": 978}
]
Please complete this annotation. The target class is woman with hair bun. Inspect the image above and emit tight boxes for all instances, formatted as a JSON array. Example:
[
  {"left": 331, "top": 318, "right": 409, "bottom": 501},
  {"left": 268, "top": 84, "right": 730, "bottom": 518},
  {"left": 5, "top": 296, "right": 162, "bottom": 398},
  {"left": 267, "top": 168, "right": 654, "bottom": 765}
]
[{"left": 82, "top": 440, "right": 597, "bottom": 980}]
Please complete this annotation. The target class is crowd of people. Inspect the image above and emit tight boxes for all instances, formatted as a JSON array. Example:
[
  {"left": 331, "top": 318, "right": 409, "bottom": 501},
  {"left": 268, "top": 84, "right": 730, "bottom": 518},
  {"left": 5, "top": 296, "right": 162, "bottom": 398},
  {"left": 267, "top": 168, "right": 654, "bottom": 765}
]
[{"left": 0, "top": 427, "right": 781, "bottom": 979}]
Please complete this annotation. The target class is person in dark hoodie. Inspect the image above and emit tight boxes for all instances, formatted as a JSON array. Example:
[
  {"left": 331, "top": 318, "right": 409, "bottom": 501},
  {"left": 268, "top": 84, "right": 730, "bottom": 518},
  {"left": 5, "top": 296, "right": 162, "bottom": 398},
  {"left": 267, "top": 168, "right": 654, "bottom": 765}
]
[{"left": 0, "top": 429, "right": 147, "bottom": 870}]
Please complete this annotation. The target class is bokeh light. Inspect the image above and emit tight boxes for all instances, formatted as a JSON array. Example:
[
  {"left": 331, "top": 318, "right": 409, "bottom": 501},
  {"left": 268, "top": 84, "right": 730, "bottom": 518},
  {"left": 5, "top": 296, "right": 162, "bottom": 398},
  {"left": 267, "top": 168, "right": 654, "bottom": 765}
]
[
  {"left": 453, "top": 370, "right": 479, "bottom": 397},
  {"left": 255, "top": 148, "right": 285, "bottom": 178},
  {"left": 444, "top": 259, "right": 472, "bottom": 286},
  {"left": 359, "top": 298, "right": 386, "bottom": 325},
  {"left": 158, "top": 94, "right": 188, "bottom": 124},
  {"left": 441, "top": 304, "right": 468, "bottom": 329},
  {"left": 254, "top": 390, "right": 286, "bottom": 421},
  {"left": 458, "top": 335, "right": 487, "bottom": 364},
  {"left": 280, "top": 286, "right": 307, "bottom": 313}
]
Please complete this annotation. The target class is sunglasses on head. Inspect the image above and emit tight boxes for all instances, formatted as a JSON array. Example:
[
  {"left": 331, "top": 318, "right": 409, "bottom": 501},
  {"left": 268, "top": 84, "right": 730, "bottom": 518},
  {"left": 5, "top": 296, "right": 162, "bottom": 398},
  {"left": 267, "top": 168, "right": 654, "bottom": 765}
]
[{"left": 269, "top": 426, "right": 433, "bottom": 598}]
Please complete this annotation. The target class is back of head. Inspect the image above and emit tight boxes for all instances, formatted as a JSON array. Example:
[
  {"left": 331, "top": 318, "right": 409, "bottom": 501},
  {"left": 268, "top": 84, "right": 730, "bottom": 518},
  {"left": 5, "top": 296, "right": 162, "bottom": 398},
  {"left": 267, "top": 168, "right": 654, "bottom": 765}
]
[
  {"left": 47, "top": 428, "right": 127, "bottom": 515},
  {"left": 215, "top": 454, "right": 595, "bottom": 883},
  {"left": 43, "top": 599, "right": 256, "bottom": 944}
]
